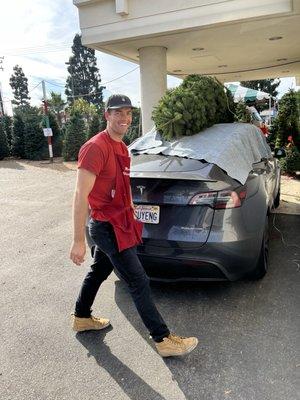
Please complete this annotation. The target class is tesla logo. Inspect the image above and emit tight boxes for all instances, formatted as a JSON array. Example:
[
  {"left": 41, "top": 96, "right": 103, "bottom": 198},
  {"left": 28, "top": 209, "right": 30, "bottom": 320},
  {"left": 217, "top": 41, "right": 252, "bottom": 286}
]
[{"left": 137, "top": 185, "right": 146, "bottom": 195}]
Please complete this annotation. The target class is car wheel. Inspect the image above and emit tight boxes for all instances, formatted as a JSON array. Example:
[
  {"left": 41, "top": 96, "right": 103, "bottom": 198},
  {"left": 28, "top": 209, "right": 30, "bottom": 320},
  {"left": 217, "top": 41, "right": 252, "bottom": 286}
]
[
  {"left": 274, "top": 189, "right": 280, "bottom": 208},
  {"left": 248, "top": 216, "right": 269, "bottom": 280}
]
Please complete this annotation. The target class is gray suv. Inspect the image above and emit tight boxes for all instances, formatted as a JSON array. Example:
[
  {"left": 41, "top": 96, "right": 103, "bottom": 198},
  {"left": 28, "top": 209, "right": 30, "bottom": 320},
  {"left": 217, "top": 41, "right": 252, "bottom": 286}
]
[{"left": 86, "top": 124, "right": 282, "bottom": 282}]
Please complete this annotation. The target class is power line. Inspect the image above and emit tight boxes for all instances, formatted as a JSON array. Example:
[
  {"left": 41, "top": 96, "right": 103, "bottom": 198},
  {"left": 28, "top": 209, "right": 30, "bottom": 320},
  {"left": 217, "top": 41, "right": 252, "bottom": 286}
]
[
  {"left": 44, "top": 80, "right": 65, "bottom": 88},
  {"left": 2, "top": 66, "right": 140, "bottom": 104},
  {"left": 45, "top": 66, "right": 140, "bottom": 91},
  {"left": 28, "top": 81, "right": 43, "bottom": 93},
  {"left": 102, "top": 66, "right": 139, "bottom": 85}
]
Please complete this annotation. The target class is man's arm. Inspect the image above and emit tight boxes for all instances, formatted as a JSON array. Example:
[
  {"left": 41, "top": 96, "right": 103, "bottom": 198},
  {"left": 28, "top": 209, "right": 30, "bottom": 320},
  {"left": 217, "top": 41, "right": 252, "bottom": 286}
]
[{"left": 69, "top": 168, "right": 96, "bottom": 266}]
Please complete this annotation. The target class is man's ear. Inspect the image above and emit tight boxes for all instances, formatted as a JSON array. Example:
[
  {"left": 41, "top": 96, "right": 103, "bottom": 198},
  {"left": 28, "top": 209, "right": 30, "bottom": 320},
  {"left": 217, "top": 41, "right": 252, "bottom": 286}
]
[{"left": 104, "top": 110, "right": 109, "bottom": 121}]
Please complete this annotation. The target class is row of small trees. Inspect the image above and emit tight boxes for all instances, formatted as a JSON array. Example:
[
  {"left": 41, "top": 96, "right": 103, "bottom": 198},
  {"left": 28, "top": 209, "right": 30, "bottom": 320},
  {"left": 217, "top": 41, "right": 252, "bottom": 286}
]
[
  {"left": 271, "top": 90, "right": 300, "bottom": 174},
  {"left": 0, "top": 33, "right": 141, "bottom": 161},
  {"left": 0, "top": 99, "right": 141, "bottom": 161}
]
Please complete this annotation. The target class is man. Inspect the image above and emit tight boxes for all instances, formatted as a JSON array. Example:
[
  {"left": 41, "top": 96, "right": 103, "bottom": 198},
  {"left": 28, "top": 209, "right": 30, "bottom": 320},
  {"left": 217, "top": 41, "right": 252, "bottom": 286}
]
[{"left": 69, "top": 94, "right": 198, "bottom": 357}]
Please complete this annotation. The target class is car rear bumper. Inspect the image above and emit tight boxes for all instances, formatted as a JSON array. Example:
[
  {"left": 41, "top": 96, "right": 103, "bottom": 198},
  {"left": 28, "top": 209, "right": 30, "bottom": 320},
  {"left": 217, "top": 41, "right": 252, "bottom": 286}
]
[
  {"left": 86, "top": 226, "right": 263, "bottom": 282},
  {"left": 136, "top": 235, "right": 262, "bottom": 281}
]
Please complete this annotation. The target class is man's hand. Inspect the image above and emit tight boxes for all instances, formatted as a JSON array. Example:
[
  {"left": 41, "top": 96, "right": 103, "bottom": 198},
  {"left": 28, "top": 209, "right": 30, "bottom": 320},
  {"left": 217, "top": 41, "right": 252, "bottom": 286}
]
[
  {"left": 70, "top": 168, "right": 96, "bottom": 266},
  {"left": 70, "top": 241, "right": 86, "bottom": 266}
]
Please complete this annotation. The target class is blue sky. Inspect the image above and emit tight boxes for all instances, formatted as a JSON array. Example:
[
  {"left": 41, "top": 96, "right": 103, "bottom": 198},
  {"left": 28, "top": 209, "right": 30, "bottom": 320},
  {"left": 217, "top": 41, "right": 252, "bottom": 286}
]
[{"left": 0, "top": 0, "right": 297, "bottom": 115}]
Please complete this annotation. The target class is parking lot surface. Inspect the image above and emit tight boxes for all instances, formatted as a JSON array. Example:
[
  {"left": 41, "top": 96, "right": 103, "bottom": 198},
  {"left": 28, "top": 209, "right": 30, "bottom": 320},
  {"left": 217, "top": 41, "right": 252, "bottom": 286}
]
[{"left": 0, "top": 159, "right": 299, "bottom": 400}]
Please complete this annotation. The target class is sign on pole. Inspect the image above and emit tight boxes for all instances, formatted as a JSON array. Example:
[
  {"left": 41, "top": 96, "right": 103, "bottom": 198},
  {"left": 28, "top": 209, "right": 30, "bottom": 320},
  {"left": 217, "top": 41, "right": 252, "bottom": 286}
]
[{"left": 43, "top": 128, "right": 53, "bottom": 137}]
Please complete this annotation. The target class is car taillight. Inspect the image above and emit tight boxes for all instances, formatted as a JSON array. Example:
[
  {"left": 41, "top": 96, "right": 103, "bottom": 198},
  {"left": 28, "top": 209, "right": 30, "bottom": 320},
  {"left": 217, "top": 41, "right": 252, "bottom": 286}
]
[{"left": 189, "top": 187, "right": 247, "bottom": 209}]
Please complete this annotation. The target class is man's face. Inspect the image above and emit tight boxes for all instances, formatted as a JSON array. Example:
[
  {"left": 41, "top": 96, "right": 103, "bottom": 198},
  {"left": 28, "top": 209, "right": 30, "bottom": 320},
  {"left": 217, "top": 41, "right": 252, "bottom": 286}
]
[{"left": 105, "top": 107, "right": 133, "bottom": 137}]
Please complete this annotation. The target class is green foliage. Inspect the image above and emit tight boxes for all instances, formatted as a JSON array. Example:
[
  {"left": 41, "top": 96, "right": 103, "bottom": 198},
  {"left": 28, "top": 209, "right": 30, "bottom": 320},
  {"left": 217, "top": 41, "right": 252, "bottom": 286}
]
[
  {"left": 235, "top": 102, "right": 251, "bottom": 123},
  {"left": 124, "top": 108, "right": 141, "bottom": 145},
  {"left": 41, "top": 112, "right": 63, "bottom": 157},
  {"left": 152, "top": 75, "right": 233, "bottom": 140},
  {"left": 279, "top": 146, "right": 300, "bottom": 174},
  {"left": 98, "top": 103, "right": 107, "bottom": 132},
  {"left": 48, "top": 92, "right": 66, "bottom": 127},
  {"left": 224, "top": 88, "right": 236, "bottom": 122},
  {"left": 11, "top": 112, "right": 26, "bottom": 158},
  {"left": 62, "top": 111, "right": 86, "bottom": 161},
  {"left": 68, "top": 98, "right": 98, "bottom": 125},
  {"left": 88, "top": 113, "right": 101, "bottom": 139},
  {"left": 9, "top": 65, "right": 30, "bottom": 106},
  {"left": 0, "top": 119, "right": 10, "bottom": 160},
  {"left": 273, "top": 90, "right": 300, "bottom": 151},
  {"left": 65, "top": 34, "right": 104, "bottom": 107},
  {"left": 11, "top": 108, "right": 60, "bottom": 160},
  {"left": 23, "top": 106, "right": 45, "bottom": 160},
  {"left": 2, "top": 115, "right": 13, "bottom": 154}
]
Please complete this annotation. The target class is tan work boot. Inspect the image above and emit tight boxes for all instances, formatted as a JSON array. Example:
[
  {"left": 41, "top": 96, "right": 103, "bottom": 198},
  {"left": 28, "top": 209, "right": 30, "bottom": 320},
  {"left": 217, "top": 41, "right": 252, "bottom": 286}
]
[
  {"left": 72, "top": 314, "right": 110, "bottom": 332},
  {"left": 155, "top": 334, "right": 198, "bottom": 357}
]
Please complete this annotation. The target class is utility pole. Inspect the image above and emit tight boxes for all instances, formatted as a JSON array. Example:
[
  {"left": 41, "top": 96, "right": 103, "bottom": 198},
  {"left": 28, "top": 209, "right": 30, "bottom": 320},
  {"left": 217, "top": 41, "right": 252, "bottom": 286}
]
[{"left": 42, "top": 80, "right": 53, "bottom": 163}]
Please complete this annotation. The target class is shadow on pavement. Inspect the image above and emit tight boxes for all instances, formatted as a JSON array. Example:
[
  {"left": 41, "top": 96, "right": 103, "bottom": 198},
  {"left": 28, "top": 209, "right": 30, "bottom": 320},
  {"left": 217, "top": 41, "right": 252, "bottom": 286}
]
[
  {"left": 112, "top": 216, "right": 299, "bottom": 399},
  {"left": 76, "top": 329, "right": 167, "bottom": 400},
  {"left": 0, "top": 158, "right": 76, "bottom": 173},
  {"left": 113, "top": 279, "right": 238, "bottom": 400},
  {"left": 0, "top": 159, "right": 25, "bottom": 170}
]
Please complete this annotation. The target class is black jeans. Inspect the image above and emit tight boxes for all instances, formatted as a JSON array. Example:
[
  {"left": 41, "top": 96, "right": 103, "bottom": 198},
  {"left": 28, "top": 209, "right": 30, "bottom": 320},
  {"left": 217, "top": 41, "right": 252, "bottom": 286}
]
[{"left": 75, "top": 219, "right": 170, "bottom": 342}]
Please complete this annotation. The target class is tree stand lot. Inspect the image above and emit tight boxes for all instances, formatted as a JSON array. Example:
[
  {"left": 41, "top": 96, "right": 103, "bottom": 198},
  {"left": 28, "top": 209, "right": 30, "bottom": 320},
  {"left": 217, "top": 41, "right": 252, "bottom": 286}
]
[{"left": 0, "top": 159, "right": 299, "bottom": 400}]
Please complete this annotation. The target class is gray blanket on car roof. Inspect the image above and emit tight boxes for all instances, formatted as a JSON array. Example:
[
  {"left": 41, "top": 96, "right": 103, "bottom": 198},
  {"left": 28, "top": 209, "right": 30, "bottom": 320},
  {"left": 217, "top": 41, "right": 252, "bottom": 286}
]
[{"left": 129, "top": 123, "right": 272, "bottom": 185}]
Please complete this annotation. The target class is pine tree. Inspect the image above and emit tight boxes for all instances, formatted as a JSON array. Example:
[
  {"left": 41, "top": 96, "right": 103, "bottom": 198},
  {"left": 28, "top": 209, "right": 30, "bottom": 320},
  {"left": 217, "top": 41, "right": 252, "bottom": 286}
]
[
  {"left": 11, "top": 112, "right": 26, "bottom": 158},
  {"left": 88, "top": 113, "right": 100, "bottom": 139},
  {"left": 0, "top": 119, "right": 10, "bottom": 160},
  {"left": 63, "top": 111, "right": 86, "bottom": 161},
  {"left": 9, "top": 65, "right": 31, "bottom": 106},
  {"left": 65, "top": 34, "right": 104, "bottom": 107},
  {"left": 23, "top": 106, "right": 45, "bottom": 160},
  {"left": 152, "top": 75, "right": 232, "bottom": 140},
  {"left": 235, "top": 102, "right": 251, "bottom": 123},
  {"left": 2, "top": 115, "right": 13, "bottom": 154},
  {"left": 274, "top": 90, "right": 300, "bottom": 151},
  {"left": 98, "top": 102, "right": 107, "bottom": 131}
]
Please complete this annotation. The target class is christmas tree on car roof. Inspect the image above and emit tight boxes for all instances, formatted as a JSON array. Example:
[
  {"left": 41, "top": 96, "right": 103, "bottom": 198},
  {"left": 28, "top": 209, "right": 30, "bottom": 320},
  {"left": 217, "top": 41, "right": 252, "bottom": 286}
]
[{"left": 152, "top": 75, "right": 235, "bottom": 141}]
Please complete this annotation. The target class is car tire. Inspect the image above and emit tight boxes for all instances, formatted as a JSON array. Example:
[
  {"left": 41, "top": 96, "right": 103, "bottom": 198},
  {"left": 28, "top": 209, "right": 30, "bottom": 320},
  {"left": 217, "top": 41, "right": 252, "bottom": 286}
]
[
  {"left": 248, "top": 216, "right": 269, "bottom": 280},
  {"left": 274, "top": 189, "right": 280, "bottom": 209}
]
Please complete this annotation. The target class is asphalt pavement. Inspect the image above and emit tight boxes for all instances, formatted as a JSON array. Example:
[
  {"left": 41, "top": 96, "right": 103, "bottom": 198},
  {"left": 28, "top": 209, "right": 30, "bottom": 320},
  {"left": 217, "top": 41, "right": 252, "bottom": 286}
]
[{"left": 0, "top": 159, "right": 299, "bottom": 400}]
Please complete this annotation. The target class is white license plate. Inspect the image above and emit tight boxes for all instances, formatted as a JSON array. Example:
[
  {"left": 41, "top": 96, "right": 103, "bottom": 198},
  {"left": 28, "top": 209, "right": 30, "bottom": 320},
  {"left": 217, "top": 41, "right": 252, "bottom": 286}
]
[{"left": 134, "top": 205, "right": 160, "bottom": 224}]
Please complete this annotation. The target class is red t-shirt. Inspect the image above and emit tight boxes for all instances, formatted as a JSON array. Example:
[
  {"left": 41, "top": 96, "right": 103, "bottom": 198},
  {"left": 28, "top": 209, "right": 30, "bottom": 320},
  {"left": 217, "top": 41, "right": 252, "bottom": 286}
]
[{"left": 78, "top": 130, "right": 128, "bottom": 215}]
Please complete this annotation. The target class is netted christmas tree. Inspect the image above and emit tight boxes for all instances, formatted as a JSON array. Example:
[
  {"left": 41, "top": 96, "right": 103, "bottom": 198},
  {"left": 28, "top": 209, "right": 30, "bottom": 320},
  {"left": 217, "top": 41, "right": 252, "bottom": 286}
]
[{"left": 152, "top": 75, "right": 235, "bottom": 140}]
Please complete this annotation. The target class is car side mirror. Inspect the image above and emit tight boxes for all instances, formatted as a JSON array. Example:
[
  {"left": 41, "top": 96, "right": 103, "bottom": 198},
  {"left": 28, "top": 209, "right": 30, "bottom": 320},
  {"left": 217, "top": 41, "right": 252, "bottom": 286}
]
[{"left": 273, "top": 148, "right": 286, "bottom": 158}]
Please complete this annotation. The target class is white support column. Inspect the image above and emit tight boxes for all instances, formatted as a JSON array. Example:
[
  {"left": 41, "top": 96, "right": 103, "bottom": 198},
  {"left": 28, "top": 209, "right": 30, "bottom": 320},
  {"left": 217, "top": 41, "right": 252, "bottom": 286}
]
[{"left": 139, "top": 46, "right": 167, "bottom": 135}]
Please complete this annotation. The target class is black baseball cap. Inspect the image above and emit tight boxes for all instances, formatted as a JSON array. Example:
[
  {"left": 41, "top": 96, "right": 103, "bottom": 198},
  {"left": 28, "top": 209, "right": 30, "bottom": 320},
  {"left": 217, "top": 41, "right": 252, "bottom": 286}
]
[{"left": 105, "top": 94, "right": 135, "bottom": 110}]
